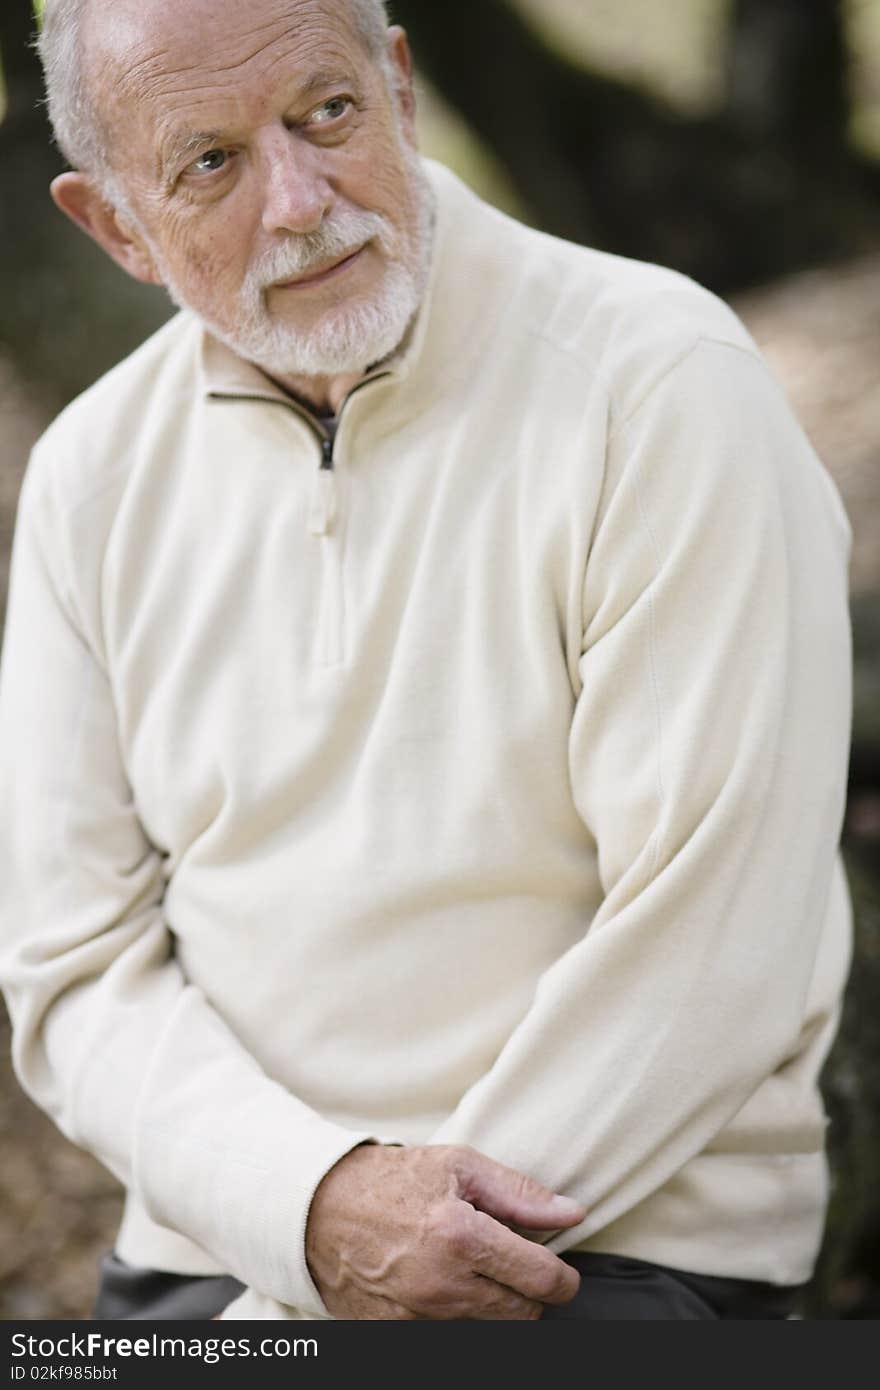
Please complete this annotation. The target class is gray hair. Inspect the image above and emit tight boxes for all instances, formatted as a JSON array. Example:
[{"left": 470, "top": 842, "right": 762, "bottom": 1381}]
[{"left": 37, "top": 0, "right": 392, "bottom": 187}]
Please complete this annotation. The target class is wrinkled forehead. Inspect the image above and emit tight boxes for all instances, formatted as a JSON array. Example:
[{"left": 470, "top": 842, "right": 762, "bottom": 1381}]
[{"left": 84, "top": 0, "right": 371, "bottom": 130}]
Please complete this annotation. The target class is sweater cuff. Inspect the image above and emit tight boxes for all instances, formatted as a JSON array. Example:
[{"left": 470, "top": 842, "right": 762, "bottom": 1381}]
[
  {"left": 277, "top": 1129, "right": 380, "bottom": 1317},
  {"left": 221, "top": 1134, "right": 407, "bottom": 1319},
  {"left": 135, "top": 1084, "right": 375, "bottom": 1313}
]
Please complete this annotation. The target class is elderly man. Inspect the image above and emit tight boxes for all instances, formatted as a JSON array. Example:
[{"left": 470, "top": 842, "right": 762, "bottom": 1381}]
[{"left": 0, "top": 0, "right": 852, "bottom": 1322}]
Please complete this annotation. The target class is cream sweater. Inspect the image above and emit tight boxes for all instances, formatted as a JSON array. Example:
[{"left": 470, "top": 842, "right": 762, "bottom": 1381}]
[{"left": 0, "top": 161, "right": 853, "bottom": 1318}]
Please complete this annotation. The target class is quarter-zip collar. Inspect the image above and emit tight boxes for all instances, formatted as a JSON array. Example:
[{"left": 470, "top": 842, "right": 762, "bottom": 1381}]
[{"left": 200, "top": 335, "right": 397, "bottom": 437}]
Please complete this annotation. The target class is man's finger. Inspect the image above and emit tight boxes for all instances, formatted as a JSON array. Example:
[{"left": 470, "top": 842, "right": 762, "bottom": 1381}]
[
  {"left": 452, "top": 1147, "right": 586, "bottom": 1230},
  {"left": 465, "top": 1278, "right": 544, "bottom": 1320},
  {"left": 459, "top": 1207, "right": 581, "bottom": 1306}
]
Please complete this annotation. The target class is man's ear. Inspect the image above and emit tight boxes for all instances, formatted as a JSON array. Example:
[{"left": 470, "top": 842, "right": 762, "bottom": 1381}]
[
  {"left": 385, "top": 26, "right": 417, "bottom": 133},
  {"left": 50, "top": 172, "right": 164, "bottom": 286}
]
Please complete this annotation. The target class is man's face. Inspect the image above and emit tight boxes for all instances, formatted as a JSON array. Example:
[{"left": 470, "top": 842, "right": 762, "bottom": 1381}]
[{"left": 88, "top": 0, "right": 434, "bottom": 380}]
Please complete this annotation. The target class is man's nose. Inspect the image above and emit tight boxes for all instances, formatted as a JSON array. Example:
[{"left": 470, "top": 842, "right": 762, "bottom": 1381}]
[{"left": 257, "top": 130, "right": 333, "bottom": 236}]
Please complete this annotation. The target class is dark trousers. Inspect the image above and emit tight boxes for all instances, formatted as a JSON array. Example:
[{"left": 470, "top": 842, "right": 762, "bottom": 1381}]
[
  {"left": 543, "top": 1252, "right": 805, "bottom": 1319},
  {"left": 93, "top": 1249, "right": 806, "bottom": 1320}
]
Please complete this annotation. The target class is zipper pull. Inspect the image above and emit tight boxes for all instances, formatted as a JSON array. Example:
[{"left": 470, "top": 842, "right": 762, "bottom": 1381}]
[{"left": 308, "top": 436, "right": 337, "bottom": 537}]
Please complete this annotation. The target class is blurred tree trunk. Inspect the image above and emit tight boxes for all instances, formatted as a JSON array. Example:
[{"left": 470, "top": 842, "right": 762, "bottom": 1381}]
[
  {"left": 727, "top": 0, "right": 848, "bottom": 164},
  {"left": 0, "top": 2, "right": 169, "bottom": 406},
  {"left": 394, "top": 0, "right": 875, "bottom": 292},
  {"left": 0, "top": 0, "right": 45, "bottom": 132}
]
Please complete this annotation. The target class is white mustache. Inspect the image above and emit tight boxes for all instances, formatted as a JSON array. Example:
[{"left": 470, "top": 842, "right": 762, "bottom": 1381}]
[{"left": 250, "top": 209, "right": 393, "bottom": 290}]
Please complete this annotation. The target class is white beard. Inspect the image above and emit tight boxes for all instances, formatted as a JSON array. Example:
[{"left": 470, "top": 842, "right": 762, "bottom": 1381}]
[{"left": 155, "top": 149, "right": 436, "bottom": 381}]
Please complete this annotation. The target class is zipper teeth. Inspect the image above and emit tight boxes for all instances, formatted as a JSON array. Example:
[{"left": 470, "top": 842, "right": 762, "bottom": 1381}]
[
  {"left": 209, "top": 371, "right": 392, "bottom": 538},
  {"left": 207, "top": 368, "right": 392, "bottom": 462}
]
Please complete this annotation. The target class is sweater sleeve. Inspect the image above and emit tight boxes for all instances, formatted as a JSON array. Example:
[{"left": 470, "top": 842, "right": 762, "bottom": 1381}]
[
  {"left": 0, "top": 456, "right": 373, "bottom": 1315},
  {"left": 430, "top": 338, "right": 853, "bottom": 1244}
]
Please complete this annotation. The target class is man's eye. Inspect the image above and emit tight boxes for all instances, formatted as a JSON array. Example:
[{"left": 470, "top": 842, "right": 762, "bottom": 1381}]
[
  {"left": 189, "top": 149, "right": 229, "bottom": 175},
  {"left": 307, "top": 97, "right": 351, "bottom": 126}
]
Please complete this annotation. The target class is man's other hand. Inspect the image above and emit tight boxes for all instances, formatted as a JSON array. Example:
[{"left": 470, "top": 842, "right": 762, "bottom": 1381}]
[{"left": 305, "top": 1143, "right": 586, "bottom": 1319}]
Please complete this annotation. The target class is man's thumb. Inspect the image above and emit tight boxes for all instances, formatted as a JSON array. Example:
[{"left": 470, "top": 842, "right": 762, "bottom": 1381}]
[{"left": 455, "top": 1149, "right": 586, "bottom": 1230}]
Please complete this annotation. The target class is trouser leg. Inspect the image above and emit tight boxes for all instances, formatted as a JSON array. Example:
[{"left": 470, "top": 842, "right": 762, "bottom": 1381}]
[
  {"left": 541, "top": 1252, "right": 805, "bottom": 1320},
  {"left": 92, "top": 1251, "right": 245, "bottom": 1320}
]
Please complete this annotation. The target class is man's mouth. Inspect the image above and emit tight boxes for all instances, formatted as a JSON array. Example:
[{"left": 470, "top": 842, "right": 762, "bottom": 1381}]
[{"left": 270, "top": 245, "right": 368, "bottom": 291}]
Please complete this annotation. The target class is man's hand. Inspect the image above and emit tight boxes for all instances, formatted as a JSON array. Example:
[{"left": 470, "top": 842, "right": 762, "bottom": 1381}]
[{"left": 305, "top": 1143, "right": 586, "bottom": 1319}]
